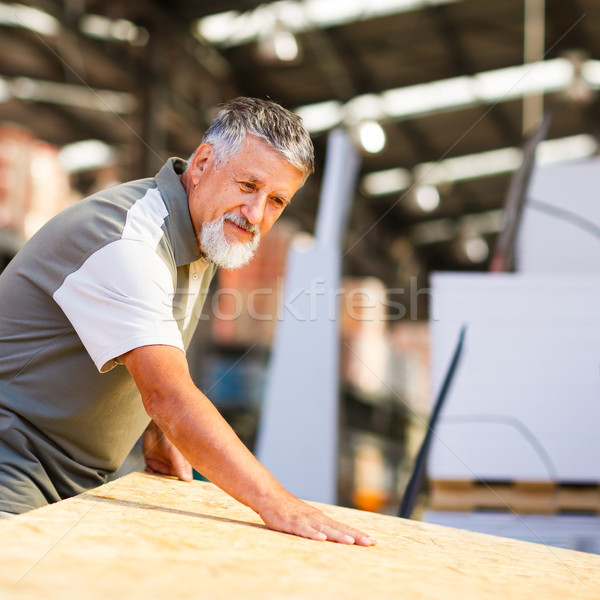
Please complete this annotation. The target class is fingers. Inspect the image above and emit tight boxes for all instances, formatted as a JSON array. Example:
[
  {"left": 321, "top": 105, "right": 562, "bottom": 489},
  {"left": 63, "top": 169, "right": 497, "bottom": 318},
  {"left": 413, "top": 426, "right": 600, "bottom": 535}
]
[
  {"left": 273, "top": 506, "right": 377, "bottom": 546},
  {"left": 305, "top": 529, "right": 328, "bottom": 542},
  {"left": 257, "top": 494, "right": 377, "bottom": 546},
  {"left": 144, "top": 459, "right": 169, "bottom": 475},
  {"left": 144, "top": 453, "right": 193, "bottom": 481},
  {"left": 143, "top": 427, "right": 193, "bottom": 482},
  {"left": 167, "top": 447, "right": 193, "bottom": 481},
  {"left": 170, "top": 452, "right": 193, "bottom": 481},
  {"left": 356, "top": 534, "right": 377, "bottom": 546},
  {"left": 319, "top": 526, "right": 355, "bottom": 545},
  {"left": 176, "top": 463, "right": 193, "bottom": 482},
  {"left": 305, "top": 525, "right": 376, "bottom": 546},
  {"left": 353, "top": 533, "right": 378, "bottom": 546},
  {"left": 316, "top": 521, "right": 377, "bottom": 546}
]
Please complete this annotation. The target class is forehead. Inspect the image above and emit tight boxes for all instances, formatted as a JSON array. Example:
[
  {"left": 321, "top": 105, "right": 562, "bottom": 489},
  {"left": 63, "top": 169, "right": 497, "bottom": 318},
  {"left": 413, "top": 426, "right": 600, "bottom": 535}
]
[
  {"left": 229, "top": 136, "right": 285, "bottom": 167},
  {"left": 225, "top": 138, "right": 303, "bottom": 190}
]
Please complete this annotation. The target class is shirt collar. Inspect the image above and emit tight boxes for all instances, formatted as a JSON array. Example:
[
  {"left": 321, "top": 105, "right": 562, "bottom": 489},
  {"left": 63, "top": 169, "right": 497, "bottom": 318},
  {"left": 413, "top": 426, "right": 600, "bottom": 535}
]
[{"left": 155, "top": 157, "right": 202, "bottom": 267}]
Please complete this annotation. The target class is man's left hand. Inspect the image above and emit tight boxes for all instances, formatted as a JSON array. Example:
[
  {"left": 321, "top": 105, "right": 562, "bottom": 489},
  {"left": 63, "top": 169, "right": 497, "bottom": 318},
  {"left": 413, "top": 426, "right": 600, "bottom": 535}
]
[{"left": 142, "top": 420, "right": 193, "bottom": 481}]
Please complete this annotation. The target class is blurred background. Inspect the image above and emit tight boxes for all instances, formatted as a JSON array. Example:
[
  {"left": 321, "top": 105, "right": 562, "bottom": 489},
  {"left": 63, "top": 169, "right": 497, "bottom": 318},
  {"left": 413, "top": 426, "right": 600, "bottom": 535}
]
[{"left": 1, "top": 0, "right": 599, "bottom": 548}]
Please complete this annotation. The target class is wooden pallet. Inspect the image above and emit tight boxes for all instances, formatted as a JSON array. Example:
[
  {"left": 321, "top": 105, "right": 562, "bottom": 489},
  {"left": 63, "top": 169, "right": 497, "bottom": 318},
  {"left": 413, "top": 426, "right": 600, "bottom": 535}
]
[{"left": 429, "top": 480, "right": 600, "bottom": 514}]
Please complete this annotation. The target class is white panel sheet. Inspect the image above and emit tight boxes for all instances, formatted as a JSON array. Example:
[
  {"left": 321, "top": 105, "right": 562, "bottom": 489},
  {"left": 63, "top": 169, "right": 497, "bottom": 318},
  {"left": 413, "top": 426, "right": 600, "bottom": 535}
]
[
  {"left": 517, "top": 157, "right": 600, "bottom": 273},
  {"left": 428, "top": 273, "right": 600, "bottom": 482}
]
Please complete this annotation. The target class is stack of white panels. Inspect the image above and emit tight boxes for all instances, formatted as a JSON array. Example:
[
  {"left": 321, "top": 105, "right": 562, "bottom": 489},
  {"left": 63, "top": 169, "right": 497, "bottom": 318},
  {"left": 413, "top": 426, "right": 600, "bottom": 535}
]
[
  {"left": 425, "top": 162, "right": 600, "bottom": 545},
  {"left": 516, "top": 157, "right": 600, "bottom": 273},
  {"left": 427, "top": 272, "right": 600, "bottom": 483},
  {"left": 425, "top": 511, "right": 600, "bottom": 555}
]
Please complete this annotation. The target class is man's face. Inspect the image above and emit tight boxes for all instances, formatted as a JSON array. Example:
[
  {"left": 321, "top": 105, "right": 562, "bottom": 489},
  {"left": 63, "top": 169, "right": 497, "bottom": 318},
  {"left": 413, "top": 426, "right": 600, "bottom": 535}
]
[{"left": 185, "top": 135, "right": 304, "bottom": 269}]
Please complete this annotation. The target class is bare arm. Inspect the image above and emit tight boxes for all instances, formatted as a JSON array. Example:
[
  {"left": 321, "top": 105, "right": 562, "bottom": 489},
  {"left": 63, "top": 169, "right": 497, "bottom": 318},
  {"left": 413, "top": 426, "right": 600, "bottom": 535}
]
[{"left": 122, "top": 344, "right": 376, "bottom": 546}]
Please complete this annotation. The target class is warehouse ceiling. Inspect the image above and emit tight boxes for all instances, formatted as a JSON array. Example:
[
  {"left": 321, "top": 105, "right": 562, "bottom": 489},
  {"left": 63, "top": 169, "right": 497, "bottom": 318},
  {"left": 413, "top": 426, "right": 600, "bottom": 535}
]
[{"left": 1, "top": 0, "right": 599, "bottom": 307}]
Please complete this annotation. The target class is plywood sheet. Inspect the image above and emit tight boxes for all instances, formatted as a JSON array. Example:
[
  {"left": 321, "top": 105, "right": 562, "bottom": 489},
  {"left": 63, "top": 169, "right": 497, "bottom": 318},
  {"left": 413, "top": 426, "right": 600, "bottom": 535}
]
[{"left": 1, "top": 472, "right": 599, "bottom": 599}]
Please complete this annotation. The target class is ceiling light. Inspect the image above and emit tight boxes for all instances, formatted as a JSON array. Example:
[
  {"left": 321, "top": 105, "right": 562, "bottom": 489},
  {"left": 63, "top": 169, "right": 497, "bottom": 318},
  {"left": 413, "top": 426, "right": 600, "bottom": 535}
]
[
  {"left": 110, "top": 19, "right": 139, "bottom": 43},
  {"left": 536, "top": 134, "right": 598, "bottom": 164},
  {"left": 0, "top": 2, "right": 59, "bottom": 36},
  {"left": 295, "top": 57, "right": 600, "bottom": 133},
  {"left": 474, "top": 59, "right": 573, "bottom": 102},
  {"left": 361, "top": 168, "right": 412, "bottom": 196},
  {"left": 559, "top": 50, "right": 596, "bottom": 105},
  {"left": 195, "top": 0, "right": 465, "bottom": 47},
  {"left": 256, "top": 25, "right": 300, "bottom": 63},
  {"left": 382, "top": 76, "right": 475, "bottom": 118},
  {"left": 302, "top": 0, "right": 431, "bottom": 28},
  {"left": 80, "top": 14, "right": 148, "bottom": 46},
  {"left": 416, "top": 148, "right": 522, "bottom": 185},
  {"left": 273, "top": 29, "right": 299, "bottom": 61},
  {"left": 345, "top": 94, "right": 385, "bottom": 122},
  {"left": 360, "top": 134, "right": 598, "bottom": 197},
  {"left": 356, "top": 120, "right": 386, "bottom": 153},
  {"left": 382, "top": 58, "right": 574, "bottom": 120},
  {"left": 197, "top": 10, "right": 240, "bottom": 44},
  {"left": 3, "top": 76, "right": 136, "bottom": 114},
  {"left": 295, "top": 100, "right": 343, "bottom": 132},
  {"left": 462, "top": 235, "right": 489, "bottom": 263},
  {"left": 414, "top": 185, "right": 440, "bottom": 212},
  {"left": 79, "top": 14, "right": 111, "bottom": 38},
  {"left": 582, "top": 59, "right": 600, "bottom": 86}
]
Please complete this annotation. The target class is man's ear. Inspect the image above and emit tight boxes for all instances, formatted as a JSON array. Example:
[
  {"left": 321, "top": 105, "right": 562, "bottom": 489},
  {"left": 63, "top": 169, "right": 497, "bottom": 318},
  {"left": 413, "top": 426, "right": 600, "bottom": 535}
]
[{"left": 190, "top": 143, "right": 213, "bottom": 185}]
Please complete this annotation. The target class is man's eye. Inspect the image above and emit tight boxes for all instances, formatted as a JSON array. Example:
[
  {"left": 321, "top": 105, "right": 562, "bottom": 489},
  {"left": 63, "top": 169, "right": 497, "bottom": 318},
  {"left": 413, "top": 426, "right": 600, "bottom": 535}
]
[{"left": 241, "top": 182, "right": 255, "bottom": 191}]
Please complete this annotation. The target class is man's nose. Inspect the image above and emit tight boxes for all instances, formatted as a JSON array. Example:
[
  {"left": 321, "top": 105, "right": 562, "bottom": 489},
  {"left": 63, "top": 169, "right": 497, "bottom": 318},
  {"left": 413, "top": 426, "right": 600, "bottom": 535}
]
[{"left": 241, "top": 192, "right": 267, "bottom": 224}]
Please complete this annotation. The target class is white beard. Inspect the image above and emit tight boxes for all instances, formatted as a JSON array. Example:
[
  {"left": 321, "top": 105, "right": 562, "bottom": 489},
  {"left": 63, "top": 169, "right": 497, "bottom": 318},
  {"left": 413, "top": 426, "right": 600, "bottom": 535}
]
[{"left": 199, "top": 212, "right": 260, "bottom": 269}]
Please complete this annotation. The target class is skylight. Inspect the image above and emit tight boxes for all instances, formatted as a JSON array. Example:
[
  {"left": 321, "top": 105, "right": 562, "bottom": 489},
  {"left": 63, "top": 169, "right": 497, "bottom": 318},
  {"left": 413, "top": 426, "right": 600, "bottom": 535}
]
[
  {"left": 196, "top": 0, "right": 464, "bottom": 47},
  {"left": 295, "top": 58, "right": 600, "bottom": 133}
]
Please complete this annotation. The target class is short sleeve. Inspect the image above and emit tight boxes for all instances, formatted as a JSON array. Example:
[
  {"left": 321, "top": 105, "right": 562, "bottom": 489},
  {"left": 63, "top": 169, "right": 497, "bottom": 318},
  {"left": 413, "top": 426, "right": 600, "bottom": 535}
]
[{"left": 53, "top": 238, "right": 184, "bottom": 372}]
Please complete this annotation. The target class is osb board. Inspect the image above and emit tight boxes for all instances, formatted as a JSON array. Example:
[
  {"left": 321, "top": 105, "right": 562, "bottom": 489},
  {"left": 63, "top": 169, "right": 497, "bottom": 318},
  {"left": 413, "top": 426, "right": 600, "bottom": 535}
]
[{"left": 1, "top": 472, "right": 599, "bottom": 600}]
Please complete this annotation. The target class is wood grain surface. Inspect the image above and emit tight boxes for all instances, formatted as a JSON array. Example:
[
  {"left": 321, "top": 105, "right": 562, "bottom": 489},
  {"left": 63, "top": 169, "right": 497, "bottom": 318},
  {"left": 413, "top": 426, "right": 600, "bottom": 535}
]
[{"left": 1, "top": 472, "right": 599, "bottom": 599}]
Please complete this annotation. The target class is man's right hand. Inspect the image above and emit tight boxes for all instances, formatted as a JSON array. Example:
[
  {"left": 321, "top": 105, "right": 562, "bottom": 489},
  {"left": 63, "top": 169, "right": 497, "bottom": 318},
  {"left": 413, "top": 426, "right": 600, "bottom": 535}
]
[
  {"left": 123, "top": 344, "right": 376, "bottom": 546},
  {"left": 258, "top": 491, "right": 377, "bottom": 546}
]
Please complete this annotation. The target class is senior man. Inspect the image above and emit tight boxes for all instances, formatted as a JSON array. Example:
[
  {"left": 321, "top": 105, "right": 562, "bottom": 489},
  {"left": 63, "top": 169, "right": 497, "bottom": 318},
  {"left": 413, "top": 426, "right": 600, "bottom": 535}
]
[{"left": 0, "top": 97, "right": 375, "bottom": 546}]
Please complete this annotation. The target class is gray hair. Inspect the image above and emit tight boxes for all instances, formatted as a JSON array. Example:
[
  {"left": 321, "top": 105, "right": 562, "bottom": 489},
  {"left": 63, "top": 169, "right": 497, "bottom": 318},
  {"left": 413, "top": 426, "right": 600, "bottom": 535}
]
[{"left": 191, "top": 97, "right": 314, "bottom": 185}]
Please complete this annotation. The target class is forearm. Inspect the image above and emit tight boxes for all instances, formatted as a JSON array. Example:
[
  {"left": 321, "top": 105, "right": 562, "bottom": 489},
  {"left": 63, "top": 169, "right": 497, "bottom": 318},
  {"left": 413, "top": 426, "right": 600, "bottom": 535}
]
[
  {"left": 123, "top": 345, "right": 375, "bottom": 545},
  {"left": 147, "top": 386, "right": 289, "bottom": 515}
]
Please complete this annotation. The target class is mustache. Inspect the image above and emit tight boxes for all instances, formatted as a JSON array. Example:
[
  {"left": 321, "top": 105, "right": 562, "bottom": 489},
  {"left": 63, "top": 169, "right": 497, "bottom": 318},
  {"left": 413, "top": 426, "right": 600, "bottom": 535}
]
[{"left": 223, "top": 212, "right": 260, "bottom": 236}]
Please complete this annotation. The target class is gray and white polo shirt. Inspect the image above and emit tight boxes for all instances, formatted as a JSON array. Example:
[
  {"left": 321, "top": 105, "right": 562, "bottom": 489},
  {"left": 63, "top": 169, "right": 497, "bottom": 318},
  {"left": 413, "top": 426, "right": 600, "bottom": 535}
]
[{"left": 0, "top": 158, "right": 216, "bottom": 514}]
